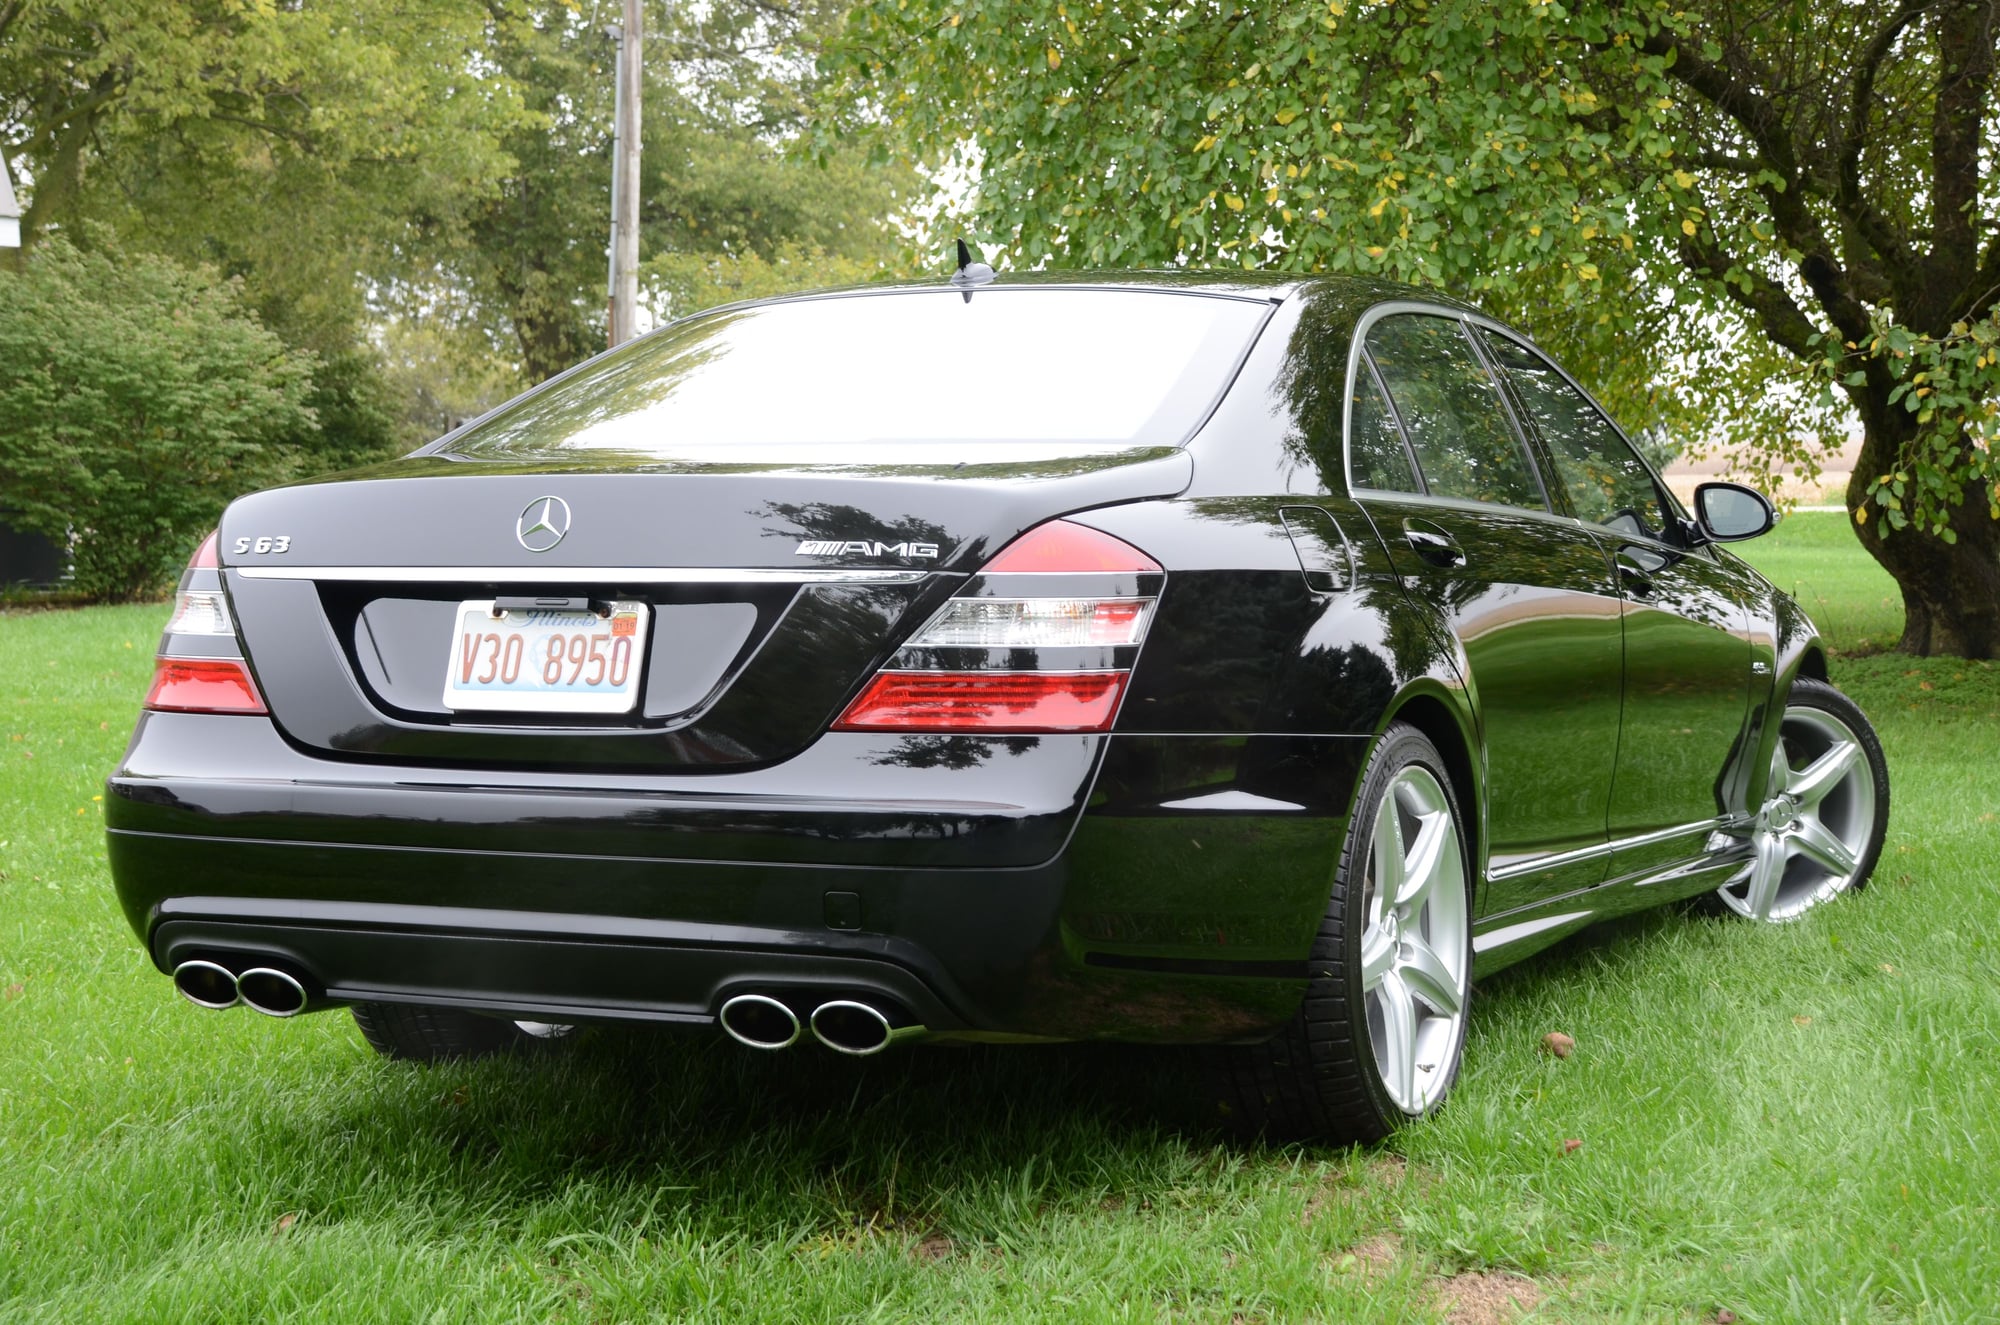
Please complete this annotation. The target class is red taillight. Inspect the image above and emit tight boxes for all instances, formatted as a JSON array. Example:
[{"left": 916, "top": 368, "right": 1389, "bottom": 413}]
[
  {"left": 144, "top": 658, "right": 266, "bottom": 715},
  {"left": 833, "top": 671, "right": 1127, "bottom": 733},
  {"left": 834, "top": 518, "right": 1161, "bottom": 734},
  {"left": 983, "top": 520, "right": 1162, "bottom": 574},
  {"left": 189, "top": 530, "right": 220, "bottom": 569}
]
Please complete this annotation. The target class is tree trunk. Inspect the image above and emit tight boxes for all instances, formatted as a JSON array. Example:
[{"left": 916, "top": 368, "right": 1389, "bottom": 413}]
[
  {"left": 15, "top": 71, "right": 121, "bottom": 262},
  {"left": 1846, "top": 408, "right": 2000, "bottom": 660}
]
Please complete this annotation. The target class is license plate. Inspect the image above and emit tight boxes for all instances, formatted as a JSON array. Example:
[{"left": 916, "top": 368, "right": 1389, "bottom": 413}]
[{"left": 442, "top": 599, "right": 648, "bottom": 713}]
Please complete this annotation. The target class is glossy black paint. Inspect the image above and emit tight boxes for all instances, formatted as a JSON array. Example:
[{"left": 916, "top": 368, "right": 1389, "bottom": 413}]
[{"left": 107, "top": 272, "right": 1825, "bottom": 1045}]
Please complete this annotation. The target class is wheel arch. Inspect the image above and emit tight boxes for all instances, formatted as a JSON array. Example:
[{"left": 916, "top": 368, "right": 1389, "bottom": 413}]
[
  {"left": 1754, "top": 590, "right": 1831, "bottom": 808},
  {"left": 1377, "top": 684, "right": 1484, "bottom": 886}
]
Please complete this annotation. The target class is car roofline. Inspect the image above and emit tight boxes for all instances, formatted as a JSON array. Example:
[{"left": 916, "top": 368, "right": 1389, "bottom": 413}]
[{"left": 410, "top": 269, "right": 1465, "bottom": 460}]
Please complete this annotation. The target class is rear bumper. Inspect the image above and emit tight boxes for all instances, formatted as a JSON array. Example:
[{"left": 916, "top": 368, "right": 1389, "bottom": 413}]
[{"left": 107, "top": 712, "right": 1366, "bottom": 1042}]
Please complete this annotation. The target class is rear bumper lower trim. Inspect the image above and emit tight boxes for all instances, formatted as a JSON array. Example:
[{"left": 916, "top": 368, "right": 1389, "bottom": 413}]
[{"left": 151, "top": 907, "right": 970, "bottom": 1033}]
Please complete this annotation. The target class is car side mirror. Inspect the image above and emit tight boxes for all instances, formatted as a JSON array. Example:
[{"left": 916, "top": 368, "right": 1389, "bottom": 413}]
[{"left": 1692, "top": 481, "right": 1776, "bottom": 543}]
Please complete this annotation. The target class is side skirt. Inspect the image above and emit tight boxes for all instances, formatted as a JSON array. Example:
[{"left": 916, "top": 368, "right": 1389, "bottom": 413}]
[{"left": 1470, "top": 837, "right": 1754, "bottom": 979}]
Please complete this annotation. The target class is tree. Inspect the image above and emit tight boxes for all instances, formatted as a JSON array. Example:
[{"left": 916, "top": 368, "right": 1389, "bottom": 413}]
[
  {"left": 0, "top": 240, "right": 315, "bottom": 600},
  {"left": 398, "top": 0, "right": 914, "bottom": 385},
  {"left": 839, "top": 0, "right": 2000, "bottom": 656},
  {"left": 0, "top": 1, "right": 522, "bottom": 258},
  {"left": 1, "top": 1, "right": 532, "bottom": 473}
]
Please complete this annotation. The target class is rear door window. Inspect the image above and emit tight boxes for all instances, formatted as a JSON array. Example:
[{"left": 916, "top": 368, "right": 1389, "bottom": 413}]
[
  {"left": 1348, "top": 362, "right": 1419, "bottom": 492},
  {"left": 1478, "top": 330, "right": 1669, "bottom": 540},
  {"left": 1364, "top": 314, "right": 1546, "bottom": 511}
]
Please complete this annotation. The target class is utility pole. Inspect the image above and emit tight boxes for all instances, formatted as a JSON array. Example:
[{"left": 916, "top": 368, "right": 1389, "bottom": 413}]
[{"left": 606, "top": 0, "right": 643, "bottom": 348}]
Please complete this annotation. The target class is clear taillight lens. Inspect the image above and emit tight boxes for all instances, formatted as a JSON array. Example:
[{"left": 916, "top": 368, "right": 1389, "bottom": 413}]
[
  {"left": 167, "top": 590, "right": 234, "bottom": 636},
  {"left": 145, "top": 532, "right": 266, "bottom": 715},
  {"left": 909, "top": 597, "right": 1154, "bottom": 649}
]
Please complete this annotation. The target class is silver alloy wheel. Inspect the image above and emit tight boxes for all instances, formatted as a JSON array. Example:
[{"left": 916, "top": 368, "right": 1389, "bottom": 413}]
[
  {"left": 1718, "top": 704, "right": 1878, "bottom": 922},
  {"left": 1357, "top": 765, "right": 1471, "bottom": 1116}
]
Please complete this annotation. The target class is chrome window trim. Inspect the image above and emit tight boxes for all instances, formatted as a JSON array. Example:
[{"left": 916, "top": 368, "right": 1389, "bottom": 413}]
[
  {"left": 1485, "top": 815, "right": 1737, "bottom": 882},
  {"left": 1340, "top": 299, "right": 1692, "bottom": 528},
  {"left": 231, "top": 565, "right": 935, "bottom": 585}
]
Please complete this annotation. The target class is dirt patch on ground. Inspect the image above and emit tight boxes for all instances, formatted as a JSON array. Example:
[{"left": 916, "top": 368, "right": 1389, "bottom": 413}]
[
  {"left": 1367, "top": 1154, "right": 1409, "bottom": 1189},
  {"left": 1329, "top": 1232, "right": 1402, "bottom": 1284},
  {"left": 1432, "top": 1270, "right": 1546, "bottom": 1324}
]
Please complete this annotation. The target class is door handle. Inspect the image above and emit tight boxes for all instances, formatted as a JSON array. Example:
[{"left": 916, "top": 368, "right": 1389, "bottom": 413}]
[
  {"left": 1402, "top": 519, "right": 1466, "bottom": 569},
  {"left": 1614, "top": 553, "right": 1656, "bottom": 598}
]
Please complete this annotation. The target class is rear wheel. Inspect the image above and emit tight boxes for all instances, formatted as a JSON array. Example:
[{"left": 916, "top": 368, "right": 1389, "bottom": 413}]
[
  {"left": 351, "top": 1002, "right": 573, "bottom": 1062},
  {"left": 1712, "top": 678, "right": 1889, "bottom": 922},
  {"left": 1216, "top": 723, "right": 1473, "bottom": 1142}
]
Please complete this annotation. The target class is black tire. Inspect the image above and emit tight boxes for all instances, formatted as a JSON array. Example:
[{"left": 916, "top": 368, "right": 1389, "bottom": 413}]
[
  {"left": 351, "top": 1002, "right": 566, "bottom": 1063},
  {"left": 1705, "top": 677, "right": 1889, "bottom": 921},
  {"left": 1214, "top": 722, "right": 1475, "bottom": 1143}
]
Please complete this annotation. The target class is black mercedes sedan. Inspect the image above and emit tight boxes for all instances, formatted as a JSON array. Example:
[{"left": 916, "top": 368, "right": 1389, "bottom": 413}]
[{"left": 107, "top": 271, "right": 1889, "bottom": 1142}]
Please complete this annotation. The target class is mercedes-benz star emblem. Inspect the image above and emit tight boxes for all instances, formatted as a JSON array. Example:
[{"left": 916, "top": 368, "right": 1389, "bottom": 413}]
[{"left": 516, "top": 496, "right": 572, "bottom": 553}]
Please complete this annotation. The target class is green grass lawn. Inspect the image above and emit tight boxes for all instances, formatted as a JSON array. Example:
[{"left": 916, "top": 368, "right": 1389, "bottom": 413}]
[
  {"left": 3, "top": 514, "right": 1996, "bottom": 1322},
  {"left": 1737, "top": 507, "right": 1905, "bottom": 654}
]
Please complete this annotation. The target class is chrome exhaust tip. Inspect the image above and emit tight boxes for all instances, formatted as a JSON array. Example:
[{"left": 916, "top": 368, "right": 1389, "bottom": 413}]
[
  {"left": 718, "top": 993, "right": 801, "bottom": 1050},
  {"left": 172, "top": 959, "right": 240, "bottom": 1011},
  {"left": 235, "top": 966, "right": 309, "bottom": 1018},
  {"left": 808, "top": 1000, "right": 925, "bottom": 1057}
]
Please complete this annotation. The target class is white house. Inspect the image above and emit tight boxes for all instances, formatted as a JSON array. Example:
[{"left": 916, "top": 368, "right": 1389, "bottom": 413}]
[{"left": 0, "top": 152, "right": 19, "bottom": 249}]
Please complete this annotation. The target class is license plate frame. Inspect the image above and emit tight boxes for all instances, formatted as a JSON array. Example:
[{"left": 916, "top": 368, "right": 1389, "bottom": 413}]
[{"left": 442, "top": 598, "right": 649, "bottom": 714}]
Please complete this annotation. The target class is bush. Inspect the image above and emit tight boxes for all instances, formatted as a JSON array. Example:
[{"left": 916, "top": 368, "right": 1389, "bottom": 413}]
[
  {"left": 289, "top": 345, "right": 416, "bottom": 478},
  {"left": 0, "top": 239, "right": 315, "bottom": 600}
]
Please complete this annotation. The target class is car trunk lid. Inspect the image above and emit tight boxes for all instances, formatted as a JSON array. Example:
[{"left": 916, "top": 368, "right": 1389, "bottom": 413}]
[{"left": 219, "top": 452, "right": 1191, "bottom": 771}]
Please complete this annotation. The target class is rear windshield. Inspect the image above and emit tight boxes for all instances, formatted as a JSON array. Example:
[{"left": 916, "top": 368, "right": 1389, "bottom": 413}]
[{"left": 441, "top": 288, "right": 1270, "bottom": 462}]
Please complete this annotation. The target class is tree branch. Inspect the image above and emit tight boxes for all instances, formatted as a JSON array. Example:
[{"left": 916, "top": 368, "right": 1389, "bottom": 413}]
[
  {"left": 1675, "top": 225, "right": 1821, "bottom": 360},
  {"left": 1925, "top": 0, "right": 1997, "bottom": 319},
  {"left": 1637, "top": 31, "right": 1798, "bottom": 176},
  {"left": 1684, "top": 150, "right": 1765, "bottom": 176},
  {"left": 1835, "top": 0, "right": 1930, "bottom": 282},
  {"left": 1646, "top": 30, "right": 1878, "bottom": 344}
]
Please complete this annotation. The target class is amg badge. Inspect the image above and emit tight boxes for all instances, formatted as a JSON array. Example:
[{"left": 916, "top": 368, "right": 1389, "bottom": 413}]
[{"left": 795, "top": 540, "right": 940, "bottom": 558}]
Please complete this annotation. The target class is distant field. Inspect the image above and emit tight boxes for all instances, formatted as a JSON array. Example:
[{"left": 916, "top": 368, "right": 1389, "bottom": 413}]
[
  {"left": 1731, "top": 507, "right": 1904, "bottom": 653},
  {"left": 3, "top": 519, "right": 1996, "bottom": 1322}
]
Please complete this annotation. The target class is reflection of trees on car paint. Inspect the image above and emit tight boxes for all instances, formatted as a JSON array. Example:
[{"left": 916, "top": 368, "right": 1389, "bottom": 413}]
[
  {"left": 867, "top": 735, "right": 1040, "bottom": 770},
  {"left": 756, "top": 501, "right": 953, "bottom": 556},
  {"left": 1477, "top": 330, "right": 1666, "bottom": 537},
  {"left": 1367, "top": 315, "right": 1546, "bottom": 511}
]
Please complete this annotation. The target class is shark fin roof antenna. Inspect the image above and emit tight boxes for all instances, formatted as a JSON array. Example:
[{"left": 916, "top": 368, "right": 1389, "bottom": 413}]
[{"left": 950, "top": 238, "right": 996, "bottom": 299}]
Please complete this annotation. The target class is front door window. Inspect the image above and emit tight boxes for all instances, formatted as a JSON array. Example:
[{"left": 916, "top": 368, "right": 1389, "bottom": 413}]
[{"left": 1477, "top": 330, "right": 1669, "bottom": 540}]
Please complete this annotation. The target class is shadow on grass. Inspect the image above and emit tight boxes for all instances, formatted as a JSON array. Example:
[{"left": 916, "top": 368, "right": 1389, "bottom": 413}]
[
  {"left": 260, "top": 1027, "right": 1263, "bottom": 1235},
  {"left": 1469, "top": 905, "right": 1698, "bottom": 1006},
  {"left": 263, "top": 916, "right": 1721, "bottom": 1226}
]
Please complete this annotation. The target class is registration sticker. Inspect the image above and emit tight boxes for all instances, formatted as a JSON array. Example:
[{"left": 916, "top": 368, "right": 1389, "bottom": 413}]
[{"left": 442, "top": 599, "right": 648, "bottom": 714}]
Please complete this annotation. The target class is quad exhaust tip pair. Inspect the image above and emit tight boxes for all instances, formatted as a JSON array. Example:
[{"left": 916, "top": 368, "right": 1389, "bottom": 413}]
[
  {"left": 174, "top": 962, "right": 921, "bottom": 1056},
  {"left": 718, "top": 992, "right": 924, "bottom": 1057},
  {"left": 171, "top": 959, "right": 309, "bottom": 1018}
]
